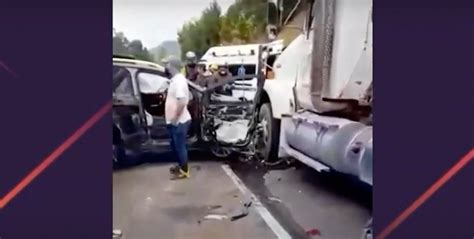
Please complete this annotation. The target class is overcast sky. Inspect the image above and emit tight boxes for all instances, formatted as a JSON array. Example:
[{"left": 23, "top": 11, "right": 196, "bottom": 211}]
[{"left": 113, "top": 0, "right": 235, "bottom": 48}]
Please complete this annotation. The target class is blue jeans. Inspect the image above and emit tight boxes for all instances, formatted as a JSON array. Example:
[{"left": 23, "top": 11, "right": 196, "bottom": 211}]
[{"left": 166, "top": 121, "right": 191, "bottom": 169}]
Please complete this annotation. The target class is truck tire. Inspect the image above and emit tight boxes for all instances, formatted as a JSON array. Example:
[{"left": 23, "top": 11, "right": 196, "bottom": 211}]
[{"left": 258, "top": 103, "right": 280, "bottom": 162}]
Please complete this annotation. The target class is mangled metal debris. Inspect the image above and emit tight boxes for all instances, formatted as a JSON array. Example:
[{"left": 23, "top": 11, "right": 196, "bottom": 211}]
[
  {"left": 204, "top": 214, "right": 228, "bottom": 220},
  {"left": 195, "top": 69, "right": 267, "bottom": 160},
  {"left": 214, "top": 119, "right": 250, "bottom": 144},
  {"left": 230, "top": 201, "right": 252, "bottom": 221},
  {"left": 267, "top": 196, "right": 282, "bottom": 203}
]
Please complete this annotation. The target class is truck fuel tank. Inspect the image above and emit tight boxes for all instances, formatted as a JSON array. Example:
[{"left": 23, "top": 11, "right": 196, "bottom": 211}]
[{"left": 283, "top": 111, "right": 372, "bottom": 185}]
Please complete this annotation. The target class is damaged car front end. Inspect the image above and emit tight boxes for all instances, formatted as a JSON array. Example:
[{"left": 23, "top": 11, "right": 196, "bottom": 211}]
[
  {"left": 193, "top": 69, "right": 266, "bottom": 159},
  {"left": 112, "top": 48, "right": 270, "bottom": 166}
]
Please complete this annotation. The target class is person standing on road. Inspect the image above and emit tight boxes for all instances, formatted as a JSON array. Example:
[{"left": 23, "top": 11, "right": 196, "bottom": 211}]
[
  {"left": 182, "top": 51, "right": 199, "bottom": 82},
  {"left": 164, "top": 56, "right": 192, "bottom": 179}
]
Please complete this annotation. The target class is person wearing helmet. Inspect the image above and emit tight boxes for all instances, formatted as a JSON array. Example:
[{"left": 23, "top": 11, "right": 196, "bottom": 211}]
[
  {"left": 202, "top": 64, "right": 232, "bottom": 96},
  {"left": 209, "top": 64, "right": 219, "bottom": 74},
  {"left": 198, "top": 64, "right": 220, "bottom": 88},
  {"left": 183, "top": 51, "right": 199, "bottom": 82},
  {"left": 196, "top": 63, "right": 219, "bottom": 88}
]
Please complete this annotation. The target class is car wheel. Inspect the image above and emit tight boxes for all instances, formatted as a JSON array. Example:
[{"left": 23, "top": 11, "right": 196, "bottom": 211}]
[
  {"left": 113, "top": 125, "right": 134, "bottom": 167},
  {"left": 257, "top": 103, "right": 280, "bottom": 162},
  {"left": 210, "top": 146, "right": 232, "bottom": 158}
]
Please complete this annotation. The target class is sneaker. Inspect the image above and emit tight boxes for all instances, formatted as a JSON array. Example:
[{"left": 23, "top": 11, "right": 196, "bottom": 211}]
[{"left": 170, "top": 168, "right": 190, "bottom": 180}]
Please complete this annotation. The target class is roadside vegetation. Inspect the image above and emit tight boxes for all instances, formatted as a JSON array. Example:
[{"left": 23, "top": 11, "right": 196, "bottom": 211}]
[
  {"left": 178, "top": 0, "right": 301, "bottom": 59},
  {"left": 112, "top": 0, "right": 302, "bottom": 62},
  {"left": 113, "top": 28, "right": 152, "bottom": 61}
]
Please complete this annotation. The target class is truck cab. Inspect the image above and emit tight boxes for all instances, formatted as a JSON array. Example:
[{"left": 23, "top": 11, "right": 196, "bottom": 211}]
[
  {"left": 268, "top": 1, "right": 373, "bottom": 236},
  {"left": 261, "top": 0, "right": 373, "bottom": 184}
]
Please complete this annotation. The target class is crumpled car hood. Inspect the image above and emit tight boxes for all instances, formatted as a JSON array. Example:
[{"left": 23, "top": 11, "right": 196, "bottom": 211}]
[{"left": 214, "top": 119, "right": 250, "bottom": 144}]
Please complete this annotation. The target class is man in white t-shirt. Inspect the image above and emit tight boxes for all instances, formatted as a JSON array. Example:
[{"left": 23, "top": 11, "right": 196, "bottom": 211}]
[{"left": 164, "top": 56, "right": 192, "bottom": 179}]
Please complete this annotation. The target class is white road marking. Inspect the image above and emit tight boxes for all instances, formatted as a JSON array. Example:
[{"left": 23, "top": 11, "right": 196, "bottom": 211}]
[{"left": 221, "top": 164, "right": 292, "bottom": 239}]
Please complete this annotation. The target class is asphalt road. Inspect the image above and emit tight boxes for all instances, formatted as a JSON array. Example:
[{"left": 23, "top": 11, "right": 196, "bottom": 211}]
[
  {"left": 230, "top": 159, "right": 372, "bottom": 239},
  {"left": 113, "top": 153, "right": 372, "bottom": 239}
]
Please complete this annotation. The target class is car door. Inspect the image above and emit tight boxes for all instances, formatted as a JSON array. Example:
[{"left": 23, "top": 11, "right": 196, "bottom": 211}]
[
  {"left": 196, "top": 65, "right": 266, "bottom": 147},
  {"left": 113, "top": 65, "right": 148, "bottom": 150},
  {"left": 134, "top": 68, "right": 202, "bottom": 149}
]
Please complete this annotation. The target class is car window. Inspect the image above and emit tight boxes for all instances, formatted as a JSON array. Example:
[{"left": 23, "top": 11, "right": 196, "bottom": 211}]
[
  {"left": 226, "top": 64, "right": 256, "bottom": 80},
  {"left": 113, "top": 65, "right": 134, "bottom": 95},
  {"left": 137, "top": 72, "right": 169, "bottom": 94}
]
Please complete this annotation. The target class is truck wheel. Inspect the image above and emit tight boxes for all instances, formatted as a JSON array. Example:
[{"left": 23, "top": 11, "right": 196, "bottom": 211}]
[{"left": 257, "top": 103, "right": 280, "bottom": 162}]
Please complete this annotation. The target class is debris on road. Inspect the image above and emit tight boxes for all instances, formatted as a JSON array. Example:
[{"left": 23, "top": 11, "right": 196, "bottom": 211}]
[
  {"left": 202, "top": 204, "right": 227, "bottom": 221},
  {"left": 268, "top": 196, "right": 282, "bottom": 203},
  {"left": 230, "top": 211, "right": 249, "bottom": 221},
  {"left": 204, "top": 214, "right": 228, "bottom": 220},
  {"left": 261, "top": 159, "right": 284, "bottom": 166},
  {"left": 306, "top": 228, "right": 321, "bottom": 237},
  {"left": 230, "top": 201, "right": 252, "bottom": 221},
  {"left": 207, "top": 205, "right": 223, "bottom": 210}
]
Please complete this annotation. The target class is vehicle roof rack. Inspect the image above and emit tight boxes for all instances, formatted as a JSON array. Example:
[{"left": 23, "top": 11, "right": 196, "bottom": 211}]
[{"left": 113, "top": 54, "right": 136, "bottom": 60}]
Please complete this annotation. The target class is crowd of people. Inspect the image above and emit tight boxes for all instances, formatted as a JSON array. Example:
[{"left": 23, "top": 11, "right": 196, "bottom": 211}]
[{"left": 181, "top": 51, "right": 234, "bottom": 95}]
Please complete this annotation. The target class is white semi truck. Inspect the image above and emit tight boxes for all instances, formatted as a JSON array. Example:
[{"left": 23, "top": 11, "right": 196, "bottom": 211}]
[
  {"left": 260, "top": 0, "right": 373, "bottom": 186},
  {"left": 262, "top": 1, "right": 372, "bottom": 237},
  {"left": 197, "top": 0, "right": 373, "bottom": 188}
]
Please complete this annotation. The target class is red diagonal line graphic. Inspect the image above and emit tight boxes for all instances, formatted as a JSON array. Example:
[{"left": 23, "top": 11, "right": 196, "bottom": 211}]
[
  {"left": 0, "top": 101, "right": 111, "bottom": 209},
  {"left": 0, "top": 60, "right": 19, "bottom": 78},
  {"left": 376, "top": 147, "right": 474, "bottom": 239}
]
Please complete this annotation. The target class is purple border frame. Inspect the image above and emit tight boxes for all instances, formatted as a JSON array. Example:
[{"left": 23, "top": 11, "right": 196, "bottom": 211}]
[{"left": 0, "top": 0, "right": 472, "bottom": 238}]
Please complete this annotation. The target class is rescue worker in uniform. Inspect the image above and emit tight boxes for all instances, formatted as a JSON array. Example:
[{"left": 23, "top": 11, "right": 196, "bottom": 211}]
[{"left": 182, "top": 51, "right": 199, "bottom": 82}]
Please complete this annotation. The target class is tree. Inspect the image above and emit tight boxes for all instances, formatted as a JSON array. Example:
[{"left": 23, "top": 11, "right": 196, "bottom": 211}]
[
  {"left": 128, "top": 40, "right": 152, "bottom": 61},
  {"left": 113, "top": 29, "right": 130, "bottom": 55},
  {"left": 177, "top": 0, "right": 301, "bottom": 53},
  {"left": 113, "top": 29, "right": 152, "bottom": 61},
  {"left": 219, "top": 16, "right": 234, "bottom": 44},
  {"left": 235, "top": 13, "right": 257, "bottom": 43},
  {"left": 178, "top": 1, "right": 222, "bottom": 59}
]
